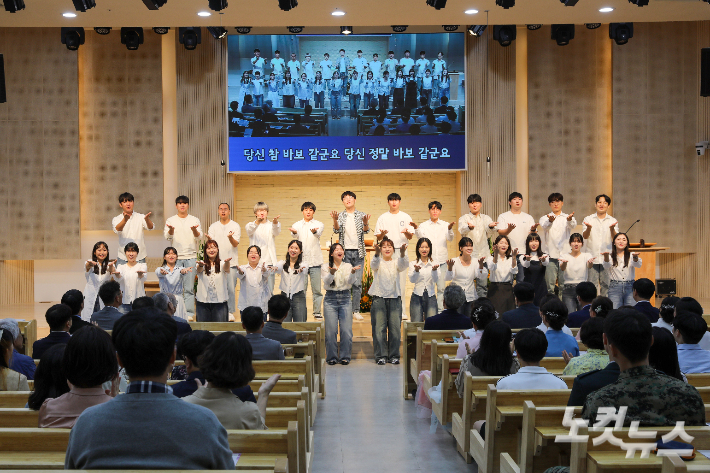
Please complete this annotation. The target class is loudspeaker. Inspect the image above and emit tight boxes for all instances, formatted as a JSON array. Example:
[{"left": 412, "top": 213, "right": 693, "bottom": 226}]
[
  {"left": 702, "top": 48, "right": 710, "bottom": 98},
  {"left": 656, "top": 279, "right": 676, "bottom": 295},
  {"left": 0, "top": 54, "right": 6, "bottom": 104}
]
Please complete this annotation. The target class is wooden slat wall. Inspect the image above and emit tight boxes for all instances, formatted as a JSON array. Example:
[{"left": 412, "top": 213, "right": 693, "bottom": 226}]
[
  {"left": 0, "top": 261, "right": 34, "bottom": 305},
  {"left": 696, "top": 20, "right": 710, "bottom": 299},
  {"left": 659, "top": 253, "right": 697, "bottom": 298},
  {"left": 175, "top": 30, "right": 233, "bottom": 233}
]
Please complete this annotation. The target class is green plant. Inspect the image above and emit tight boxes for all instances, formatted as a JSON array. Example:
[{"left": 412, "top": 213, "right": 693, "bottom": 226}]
[
  {"left": 360, "top": 256, "right": 374, "bottom": 313},
  {"left": 193, "top": 241, "right": 205, "bottom": 294}
]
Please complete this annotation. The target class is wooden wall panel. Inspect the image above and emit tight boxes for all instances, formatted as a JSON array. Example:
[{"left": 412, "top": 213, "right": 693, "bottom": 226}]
[
  {"left": 659, "top": 253, "right": 697, "bottom": 299},
  {"left": 527, "top": 26, "right": 612, "bottom": 222},
  {"left": 79, "top": 30, "right": 164, "bottom": 232},
  {"left": 696, "top": 21, "right": 710, "bottom": 299},
  {"left": 0, "top": 28, "right": 80, "bottom": 260},
  {"left": 0, "top": 261, "right": 34, "bottom": 305}
]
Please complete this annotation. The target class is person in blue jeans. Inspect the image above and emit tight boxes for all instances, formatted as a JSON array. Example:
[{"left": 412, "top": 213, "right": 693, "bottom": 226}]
[
  {"left": 602, "top": 233, "right": 642, "bottom": 308},
  {"left": 275, "top": 240, "right": 309, "bottom": 322},
  {"left": 322, "top": 243, "right": 360, "bottom": 365},
  {"left": 329, "top": 71, "right": 343, "bottom": 119}
]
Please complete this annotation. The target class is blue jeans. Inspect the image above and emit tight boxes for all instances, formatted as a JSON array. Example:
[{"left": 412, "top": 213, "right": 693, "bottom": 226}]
[
  {"left": 343, "top": 250, "right": 363, "bottom": 313},
  {"left": 608, "top": 280, "right": 635, "bottom": 309},
  {"left": 589, "top": 263, "right": 611, "bottom": 297},
  {"left": 196, "top": 300, "right": 228, "bottom": 322},
  {"left": 324, "top": 290, "right": 353, "bottom": 362},
  {"left": 308, "top": 266, "right": 323, "bottom": 316},
  {"left": 545, "top": 258, "right": 563, "bottom": 294},
  {"left": 363, "top": 93, "right": 374, "bottom": 109},
  {"left": 283, "top": 290, "right": 307, "bottom": 322},
  {"left": 349, "top": 94, "right": 360, "bottom": 117},
  {"left": 421, "top": 89, "right": 432, "bottom": 107},
  {"left": 314, "top": 92, "right": 324, "bottom": 108},
  {"left": 410, "top": 290, "right": 437, "bottom": 322},
  {"left": 562, "top": 283, "right": 578, "bottom": 315},
  {"left": 299, "top": 99, "right": 310, "bottom": 108},
  {"left": 176, "top": 258, "right": 196, "bottom": 316},
  {"left": 440, "top": 87, "right": 450, "bottom": 102},
  {"left": 371, "top": 296, "right": 402, "bottom": 360},
  {"left": 227, "top": 267, "right": 238, "bottom": 314},
  {"left": 254, "top": 94, "right": 263, "bottom": 107},
  {"left": 330, "top": 91, "right": 341, "bottom": 118}
]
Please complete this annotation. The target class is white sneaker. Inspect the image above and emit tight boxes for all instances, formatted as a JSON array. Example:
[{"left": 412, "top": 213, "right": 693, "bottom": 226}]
[
  {"left": 353, "top": 312, "right": 364, "bottom": 321},
  {"left": 228, "top": 313, "right": 235, "bottom": 322}
]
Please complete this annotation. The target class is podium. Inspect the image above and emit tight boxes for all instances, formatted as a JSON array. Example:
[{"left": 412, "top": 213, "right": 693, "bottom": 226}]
[{"left": 629, "top": 244, "right": 669, "bottom": 306}]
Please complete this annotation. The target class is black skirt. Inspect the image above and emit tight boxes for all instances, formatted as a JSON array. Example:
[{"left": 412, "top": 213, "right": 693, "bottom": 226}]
[
  {"left": 523, "top": 260, "right": 547, "bottom": 306},
  {"left": 489, "top": 282, "right": 515, "bottom": 314}
]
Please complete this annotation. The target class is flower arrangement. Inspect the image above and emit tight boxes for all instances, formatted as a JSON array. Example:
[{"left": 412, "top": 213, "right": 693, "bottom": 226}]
[{"left": 360, "top": 256, "right": 374, "bottom": 313}]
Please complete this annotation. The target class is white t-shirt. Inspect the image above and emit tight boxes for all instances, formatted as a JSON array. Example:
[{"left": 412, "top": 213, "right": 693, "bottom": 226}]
[
  {"left": 368, "top": 61, "right": 382, "bottom": 78},
  {"left": 112, "top": 212, "right": 152, "bottom": 261},
  {"left": 319, "top": 60, "right": 333, "bottom": 79},
  {"left": 344, "top": 213, "right": 358, "bottom": 250},
  {"left": 287, "top": 60, "right": 300, "bottom": 77},
  {"left": 207, "top": 220, "right": 241, "bottom": 266},
  {"left": 539, "top": 212, "right": 577, "bottom": 259},
  {"left": 458, "top": 212, "right": 495, "bottom": 259},
  {"left": 497, "top": 366, "right": 568, "bottom": 390},
  {"left": 271, "top": 58, "right": 285, "bottom": 74},
  {"left": 290, "top": 219, "right": 324, "bottom": 266},
  {"left": 415, "top": 220, "right": 454, "bottom": 264},
  {"left": 399, "top": 57, "right": 415, "bottom": 75},
  {"left": 114, "top": 263, "right": 147, "bottom": 304},
  {"left": 560, "top": 252, "right": 593, "bottom": 284},
  {"left": 352, "top": 57, "right": 368, "bottom": 74},
  {"left": 164, "top": 215, "right": 203, "bottom": 259},
  {"left": 245, "top": 221, "right": 281, "bottom": 266},
  {"left": 251, "top": 57, "right": 266, "bottom": 75},
  {"left": 375, "top": 211, "right": 413, "bottom": 249},
  {"left": 196, "top": 265, "right": 229, "bottom": 303},
  {"left": 497, "top": 211, "right": 536, "bottom": 254},
  {"left": 582, "top": 213, "right": 620, "bottom": 264},
  {"left": 445, "top": 257, "right": 486, "bottom": 302},
  {"left": 415, "top": 58, "right": 430, "bottom": 77}
]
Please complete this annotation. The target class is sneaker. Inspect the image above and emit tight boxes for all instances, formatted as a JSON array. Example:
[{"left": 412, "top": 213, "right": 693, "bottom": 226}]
[
  {"left": 314, "top": 314, "right": 323, "bottom": 320},
  {"left": 389, "top": 358, "right": 400, "bottom": 365},
  {"left": 327, "top": 360, "right": 338, "bottom": 366},
  {"left": 228, "top": 313, "right": 235, "bottom": 322},
  {"left": 340, "top": 359, "right": 350, "bottom": 365},
  {"left": 376, "top": 358, "right": 386, "bottom": 365},
  {"left": 353, "top": 312, "right": 364, "bottom": 321}
]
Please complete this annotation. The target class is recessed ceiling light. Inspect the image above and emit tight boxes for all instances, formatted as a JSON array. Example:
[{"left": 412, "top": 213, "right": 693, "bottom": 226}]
[
  {"left": 332, "top": 10, "right": 345, "bottom": 16},
  {"left": 464, "top": 9, "right": 478, "bottom": 14},
  {"left": 63, "top": 12, "right": 77, "bottom": 17},
  {"left": 599, "top": 6, "right": 614, "bottom": 12},
  {"left": 198, "top": 11, "right": 212, "bottom": 16}
]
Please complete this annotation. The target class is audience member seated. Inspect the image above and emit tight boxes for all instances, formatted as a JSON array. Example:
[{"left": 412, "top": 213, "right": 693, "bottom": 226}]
[
  {"left": 498, "top": 328, "right": 568, "bottom": 389},
  {"left": 391, "top": 101, "right": 406, "bottom": 116},
  {"left": 369, "top": 114, "right": 389, "bottom": 135},
  {"left": 33, "top": 304, "right": 72, "bottom": 359},
  {"left": 581, "top": 308, "right": 705, "bottom": 426},
  {"left": 416, "top": 107, "right": 433, "bottom": 124},
  {"left": 415, "top": 97, "right": 428, "bottom": 115},
  {"left": 90, "top": 280, "right": 124, "bottom": 330},
  {"left": 373, "top": 125, "right": 386, "bottom": 136},
  {"left": 0, "top": 319, "right": 35, "bottom": 380},
  {"left": 65, "top": 308, "right": 235, "bottom": 469},
  {"left": 287, "top": 114, "right": 309, "bottom": 134},
  {"left": 576, "top": 296, "right": 613, "bottom": 341},
  {"left": 423, "top": 284, "right": 473, "bottom": 330},
  {"left": 649, "top": 326, "right": 684, "bottom": 381},
  {"left": 537, "top": 293, "right": 574, "bottom": 336},
  {"left": 241, "top": 306, "right": 285, "bottom": 361},
  {"left": 673, "top": 312, "right": 710, "bottom": 373},
  {"left": 562, "top": 318, "right": 608, "bottom": 376},
  {"left": 28, "top": 344, "right": 69, "bottom": 409},
  {"left": 249, "top": 109, "right": 269, "bottom": 137},
  {"left": 540, "top": 299, "right": 579, "bottom": 357},
  {"left": 652, "top": 295, "right": 678, "bottom": 332},
  {"left": 39, "top": 325, "right": 118, "bottom": 428},
  {"left": 632, "top": 278, "right": 660, "bottom": 323},
  {"left": 61, "top": 289, "right": 91, "bottom": 334},
  {"left": 456, "top": 300, "right": 497, "bottom": 358},
  {"left": 153, "top": 293, "right": 192, "bottom": 338},
  {"left": 674, "top": 297, "right": 710, "bottom": 350},
  {"left": 420, "top": 114, "right": 438, "bottom": 133},
  {"left": 363, "top": 98, "right": 379, "bottom": 116},
  {"left": 262, "top": 101, "right": 279, "bottom": 122},
  {"left": 395, "top": 112, "right": 413, "bottom": 133},
  {"left": 241, "top": 94, "right": 257, "bottom": 114},
  {"left": 0, "top": 327, "right": 29, "bottom": 391},
  {"left": 409, "top": 124, "right": 421, "bottom": 135},
  {"left": 184, "top": 332, "right": 280, "bottom": 430},
  {"left": 444, "top": 110, "right": 461, "bottom": 132},
  {"left": 440, "top": 121, "right": 452, "bottom": 135},
  {"left": 501, "top": 282, "right": 541, "bottom": 329},
  {"left": 566, "top": 281, "right": 596, "bottom": 328},
  {"left": 262, "top": 295, "right": 298, "bottom": 345},
  {"left": 434, "top": 96, "right": 454, "bottom": 115},
  {"left": 229, "top": 101, "right": 244, "bottom": 121},
  {"left": 132, "top": 296, "right": 154, "bottom": 310},
  {"left": 301, "top": 104, "right": 315, "bottom": 124}
]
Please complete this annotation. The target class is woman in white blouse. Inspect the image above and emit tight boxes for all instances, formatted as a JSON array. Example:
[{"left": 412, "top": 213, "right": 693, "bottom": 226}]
[
  {"left": 322, "top": 243, "right": 360, "bottom": 365},
  {"left": 408, "top": 238, "right": 440, "bottom": 322},
  {"left": 82, "top": 241, "right": 115, "bottom": 321},
  {"left": 237, "top": 246, "right": 273, "bottom": 315},
  {"left": 275, "top": 240, "right": 309, "bottom": 322},
  {"left": 559, "top": 233, "right": 594, "bottom": 314},
  {"left": 196, "top": 240, "right": 231, "bottom": 322},
  {"left": 112, "top": 242, "right": 147, "bottom": 314},
  {"left": 602, "top": 232, "right": 641, "bottom": 308},
  {"left": 445, "top": 237, "right": 487, "bottom": 317},
  {"left": 485, "top": 236, "right": 518, "bottom": 314}
]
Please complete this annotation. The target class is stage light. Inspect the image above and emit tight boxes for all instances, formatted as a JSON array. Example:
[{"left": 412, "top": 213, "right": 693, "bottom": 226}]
[
  {"left": 3, "top": 0, "right": 25, "bottom": 13},
  {"left": 464, "top": 9, "right": 478, "bottom": 14},
  {"left": 585, "top": 23, "right": 601, "bottom": 29},
  {"left": 141, "top": 0, "right": 168, "bottom": 9},
  {"left": 61, "top": 27, "right": 85, "bottom": 50},
  {"left": 392, "top": 25, "right": 408, "bottom": 32},
  {"left": 496, "top": 0, "right": 515, "bottom": 9},
  {"left": 628, "top": 0, "right": 648, "bottom": 6},
  {"left": 63, "top": 12, "right": 77, "bottom": 17},
  {"left": 278, "top": 0, "right": 298, "bottom": 11},
  {"left": 207, "top": 26, "right": 228, "bottom": 39},
  {"left": 288, "top": 26, "right": 304, "bottom": 33},
  {"left": 609, "top": 22, "right": 633, "bottom": 45},
  {"left": 551, "top": 24, "right": 574, "bottom": 46},
  {"left": 427, "top": 0, "right": 447, "bottom": 9},
  {"left": 208, "top": 0, "right": 227, "bottom": 11},
  {"left": 235, "top": 27, "right": 251, "bottom": 34},
  {"left": 599, "top": 6, "right": 614, "bottom": 11},
  {"left": 121, "top": 27, "right": 144, "bottom": 50},
  {"left": 527, "top": 24, "right": 542, "bottom": 30},
  {"left": 493, "top": 25, "right": 516, "bottom": 47},
  {"left": 467, "top": 25, "right": 487, "bottom": 36},
  {"left": 197, "top": 11, "right": 211, "bottom": 16},
  {"left": 179, "top": 27, "right": 202, "bottom": 50},
  {"left": 340, "top": 26, "right": 353, "bottom": 35},
  {"left": 153, "top": 27, "right": 170, "bottom": 34},
  {"left": 331, "top": 9, "right": 345, "bottom": 15},
  {"left": 72, "top": 0, "right": 95, "bottom": 12},
  {"left": 560, "top": 0, "right": 578, "bottom": 6}
]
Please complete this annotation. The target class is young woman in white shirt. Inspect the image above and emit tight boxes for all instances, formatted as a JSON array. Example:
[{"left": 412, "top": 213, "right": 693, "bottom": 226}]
[
  {"left": 245, "top": 202, "right": 281, "bottom": 295},
  {"left": 322, "top": 243, "right": 360, "bottom": 365},
  {"left": 267, "top": 73, "right": 281, "bottom": 107},
  {"left": 370, "top": 237, "right": 409, "bottom": 365},
  {"left": 281, "top": 71, "right": 296, "bottom": 108},
  {"left": 238, "top": 71, "right": 252, "bottom": 111},
  {"left": 312, "top": 71, "right": 326, "bottom": 109},
  {"left": 329, "top": 71, "right": 344, "bottom": 120},
  {"left": 236, "top": 246, "right": 273, "bottom": 315},
  {"left": 112, "top": 242, "right": 147, "bottom": 314},
  {"left": 275, "top": 240, "right": 309, "bottom": 322},
  {"left": 195, "top": 240, "right": 231, "bottom": 322},
  {"left": 408, "top": 238, "right": 440, "bottom": 322},
  {"left": 445, "top": 237, "right": 487, "bottom": 317},
  {"left": 559, "top": 233, "right": 594, "bottom": 314},
  {"left": 156, "top": 246, "right": 190, "bottom": 320},
  {"left": 485, "top": 235, "right": 518, "bottom": 314},
  {"left": 81, "top": 241, "right": 115, "bottom": 321},
  {"left": 520, "top": 233, "right": 548, "bottom": 307},
  {"left": 602, "top": 232, "right": 641, "bottom": 308},
  {"left": 363, "top": 71, "right": 376, "bottom": 113}
]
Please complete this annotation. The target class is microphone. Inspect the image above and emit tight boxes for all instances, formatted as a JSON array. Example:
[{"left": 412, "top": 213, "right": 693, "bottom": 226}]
[{"left": 625, "top": 219, "right": 640, "bottom": 234}]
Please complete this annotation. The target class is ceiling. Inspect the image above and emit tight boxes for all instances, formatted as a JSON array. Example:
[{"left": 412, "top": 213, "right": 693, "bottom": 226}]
[{"left": 0, "top": 0, "right": 708, "bottom": 29}]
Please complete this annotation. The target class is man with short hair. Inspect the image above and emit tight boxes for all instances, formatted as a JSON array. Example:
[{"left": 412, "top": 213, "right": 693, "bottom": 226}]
[
  {"left": 413, "top": 201, "right": 455, "bottom": 311},
  {"left": 582, "top": 194, "right": 619, "bottom": 297},
  {"left": 61, "top": 289, "right": 91, "bottom": 334},
  {"left": 632, "top": 278, "right": 660, "bottom": 323},
  {"left": 153, "top": 293, "right": 192, "bottom": 338},
  {"left": 65, "top": 309, "right": 234, "bottom": 469},
  {"left": 33, "top": 304, "right": 72, "bottom": 359},
  {"left": 497, "top": 192, "right": 537, "bottom": 283},
  {"left": 0, "top": 319, "right": 35, "bottom": 379},
  {"left": 673, "top": 312, "right": 710, "bottom": 373},
  {"left": 91, "top": 280, "right": 124, "bottom": 331},
  {"left": 262, "top": 295, "right": 298, "bottom": 345},
  {"left": 501, "top": 282, "right": 541, "bottom": 329},
  {"left": 423, "top": 285, "right": 473, "bottom": 330},
  {"left": 207, "top": 203, "right": 241, "bottom": 317},
  {"left": 674, "top": 297, "right": 710, "bottom": 350},
  {"left": 498, "top": 328, "right": 568, "bottom": 389},
  {"left": 241, "top": 306, "right": 285, "bottom": 360},
  {"left": 567, "top": 281, "right": 597, "bottom": 328}
]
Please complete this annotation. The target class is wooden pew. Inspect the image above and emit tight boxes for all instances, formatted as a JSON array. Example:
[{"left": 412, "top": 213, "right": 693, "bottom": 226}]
[
  {"left": 403, "top": 321, "right": 425, "bottom": 399},
  {"left": 429, "top": 339, "right": 460, "bottom": 387},
  {"left": 0, "top": 392, "right": 29, "bottom": 408},
  {"left": 662, "top": 453, "right": 710, "bottom": 473},
  {"left": 17, "top": 320, "right": 37, "bottom": 358},
  {"left": 428, "top": 355, "right": 464, "bottom": 426},
  {"left": 686, "top": 373, "right": 710, "bottom": 388},
  {"left": 539, "top": 358, "right": 567, "bottom": 375},
  {"left": 410, "top": 328, "right": 461, "bottom": 387}
]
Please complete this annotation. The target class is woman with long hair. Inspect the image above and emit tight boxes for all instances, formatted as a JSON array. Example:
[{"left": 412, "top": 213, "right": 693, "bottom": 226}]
[
  {"left": 0, "top": 328, "right": 29, "bottom": 392},
  {"left": 275, "top": 240, "right": 309, "bottom": 322}
]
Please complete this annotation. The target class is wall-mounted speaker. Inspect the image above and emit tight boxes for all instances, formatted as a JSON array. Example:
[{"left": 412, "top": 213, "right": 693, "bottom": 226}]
[
  {"left": 656, "top": 279, "right": 676, "bottom": 295},
  {"left": 702, "top": 48, "right": 710, "bottom": 98},
  {"left": 0, "top": 54, "right": 6, "bottom": 104}
]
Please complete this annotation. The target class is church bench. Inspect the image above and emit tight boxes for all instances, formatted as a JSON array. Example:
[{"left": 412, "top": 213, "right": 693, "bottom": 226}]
[
  {"left": 409, "top": 328, "right": 463, "bottom": 387},
  {"left": 662, "top": 453, "right": 710, "bottom": 473},
  {"left": 402, "top": 321, "right": 425, "bottom": 399},
  {"left": 165, "top": 377, "right": 306, "bottom": 393},
  {"left": 425, "top": 354, "right": 464, "bottom": 426},
  {"left": 16, "top": 320, "right": 37, "bottom": 359},
  {"left": 685, "top": 373, "right": 710, "bottom": 388}
]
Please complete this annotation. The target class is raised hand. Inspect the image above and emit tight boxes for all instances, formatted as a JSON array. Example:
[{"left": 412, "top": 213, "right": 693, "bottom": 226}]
[
  {"left": 601, "top": 251, "right": 611, "bottom": 262},
  {"left": 190, "top": 225, "right": 200, "bottom": 237},
  {"left": 547, "top": 214, "right": 556, "bottom": 222},
  {"left": 489, "top": 222, "right": 498, "bottom": 229},
  {"left": 468, "top": 223, "right": 475, "bottom": 230},
  {"left": 362, "top": 214, "right": 371, "bottom": 225},
  {"left": 373, "top": 242, "right": 382, "bottom": 256},
  {"left": 112, "top": 271, "right": 121, "bottom": 278},
  {"left": 224, "top": 257, "right": 232, "bottom": 264},
  {"left": 376, "top": 230, "right": 389, "bottom": 239},
  {"left": 530, "top": 223, "right": 539, "bottom": 232},
  {"left": 540, "top": 254, "right": 549, "bottom": 262},
  {"left": 410, "top": 221, "right": 419, "bottom": 230},
  {"left": 228, "top": 231, "right": 236, "bottom": 238},
  {"left": 160, "top": 268, "right": 168, "bottom": 275},
  {"left": 236, "top": 266, "right": 244, "bottom": 275},
  {"left": 432, "top": 264, "right": 440, "bottom": 271},
  {"left": 351, "top": 265, "right": 362, "bottom": 274},
  {"left": 583, "top": 221, "right": 592, "bottom": 229},
  {"left": 122, "top": 211, "right": 132, "bottom": 220},
  {"left": 478, "top": 257, "right": 486, "bottom": 268},
  {"left": 205, "top": 234, "right": 213, "bottom": 241},
  {"left": 448, "top": 221, "right": 455, "bottom": 230},
  {"left": 458, "top": 331, "right": 470, "bottom": 340},
  {"left": 180, "top": 267, "right": 192, "bottom": 275},
  {"left": 446, "top": 258, "right": 455, "bottom": 271},
  {"left": 329, "top": 266, "right": 337, "bottom": 275},
  {"left": 399, "top": 244, "right": 408, "bottom": 257},
  {"left": 166, "top": 224, "right": 175, "bottom": 235},
  {"left": 330, "top": 210, "right": 339, "bottom": 221},
  {"left": 289, "top": 227, "right": 297, "bottom": 234},
  {"left": 512, "top": 248, "right": 519, "bottom": 257},
  {"left": 311, "top": 227, "right": 318, "bottom": 234},
  {"left": 524, "top": 254, "right": 532, "bottom": 261},
  {"left": 261, "top": 264, "right": 268, "bottom": 273},
  {"left": 272, "top": 215, "right": 281, "bottom": 224},
  {"left": 566, "top": 212, "right": 575, "bottom": 221},
  {"left": 631, "top": 252, "right": 640, "bottom": 260},
  {"left": 136, "top": 271, "right": 146, "bottom": 278},
  {"left": 144, "top": 212, "right": 152, "bottom": 220},
  {"left": 413, "top": 265, "right": 421, "bottom": 272},
  {"left": 506, "top": 223, "right": 516, "bottom": 231},
  {"left": 402, "top": 228, "right": 414, "bottom": 239},
  {"left": 196, "top": 261, "right": 206, "bottom": 267},
  {"left": 562, "top": 350, "right": 574, "bottom": 364}
]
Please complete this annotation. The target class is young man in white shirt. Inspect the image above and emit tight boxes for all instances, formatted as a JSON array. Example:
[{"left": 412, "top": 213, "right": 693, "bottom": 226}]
[
  {"left": 246, "top": 202, "right": 281, "bottom": 295},
  {"left": 582, "top": 194, "right": 619, "bottom": 297},
  {"left": 399, "top": 50, "right": 415, "bottom": 76},
  {"left": 287, "top": 53, "right": 300, "bottom": 80},
  {"left": 497, "top": 328, "right": 567, "bottom": 389},
  {"left": 375, "top": 193, "right": 415, "bottom": 315},
  {"left": 207, "top": 203, "right": 241, "bottom": 318},
  {"left": 289, "top": 202, "right": 325, "bottom": 319},
  {"left": 368, "top": 53, "right": 383, "bottom": 80},
  {"left": 331, "top": 191, "right": 371, "bottom": 321},
  {"left": 319, "top": 52, "right": 333, "bottom": 89},
  {"left": 164, "top": 195, "right": 203, "bottom": 318},
  {"left": 415, "top": 51, "right": 430, "bottom": 91},
  {"left": 458, "top": 193, "right": 497, "bottom": 298},
  {"left": 337, "top": 49, "right": 351, "bottom": 90},
  {"left": 412, "top": 201, "right": 454, "bottom": 311},
  {"left": 384, "top": 51, "right": 398, "bottom": 79},
  {"left": 539, "top": 192, "right": 577, "bottom": 295},
  {"left": 251, "top": 49, "right": 266, "bottom": 78},
  {"left": 497, "top": 192, "right": 538, "bottom": 283},
  {"left": 112, "top": 192, "right": 154, "bottom": 265},
  {"left": 270, "top": 50, "right": 286, "bottom": 81}
]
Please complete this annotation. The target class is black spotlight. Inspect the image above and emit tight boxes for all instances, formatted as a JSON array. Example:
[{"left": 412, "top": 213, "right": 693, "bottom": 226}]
[
  {"left": 207, "top": 27, "right": 228, "bottom": 39},
  {"left": 560, "top": 0, "right": 578, "bottom": 6},
  {"left": 443, "top": 25, "right": 459, "bottom": 32},
  {"left": 235, "top": 27, "right": 251, "bottom": 34},
  {"left": 467, "top": 25, "right": 487, "bottom": 36},
  {"left": 551, "top": 24, "right": 575, "bottom": 46},
  {"left": 392, "top": 25, "right": 408, "bottom": 33},
  {"left": 208, "top": 0, "right": 228, "bottom": 11},
  {"left": 141, "top": 0, "right": 168, "bottom": 9},
  {"left": 609, "top": 23, "right": 633, "bottom": 45},
  {"left": 340, "top": 26, "right": 353, "bottom": 35},
  {"left": 628, "top": 0, "right": 649, "bottom": 6},
  {"left": 287, "top": 26, "right": 304, "bottom": 33},
  {"left": 493, "top": 25, "right": 516, "bottom": 47},
  {"left": 426, "top": 0, "right": 447, "bottom": 8},
  {"left": 61, "top": 27, "right": 85, "bottom": 51},
  {"left": 527, "top": 24, "right": 542, "bottom": 30},
  {"left": 179, "top": 27, "right": 202, "bottom": 50},
  {"left": 496, "top": 0, "right": 515, "bottom": 9},
  {"left": 278, "top": 0, "right": 298, "bottom": 11},
  {"left": 72, "top": 0, "right": 96, "bottom": 12},
  {"left": 121, "top": 27, "right": 145, "bottom": 51},
  {"left": 94, "top": 27, "right": 111, "bottom": 35},
  {"left": 585, "top": 23, "right": 601, "bottom": 29},
  {"left": 153, "top": 27, "right": 170, "bottom": 35},
  {"left": 3, "top": 0, "right": 25, "bottom": 13}
]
